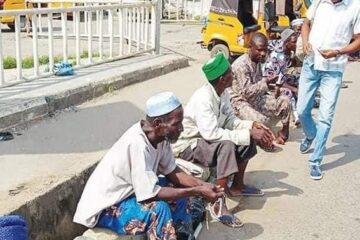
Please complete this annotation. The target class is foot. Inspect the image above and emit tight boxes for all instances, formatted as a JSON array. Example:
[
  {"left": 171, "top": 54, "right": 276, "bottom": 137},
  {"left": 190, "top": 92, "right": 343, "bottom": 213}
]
[
  {"left": 274, "top": 136, "right": 285, "bottom": 145},
  {"left": 228, "top": 185, "right": 264, "bottom": 197},
  {"left": 310, "top": 165, "right": 323, "bottom": 180},
  {"left": 277, "top": 126, "right": 289, "bottom": 143},
  {"left": 300, "top": 137, "right": 314, "bottom": 154},
  {"left": 210, "top": 198, "right": 243, "bottom": 228},
  {"left": 341, "top": 82, "right": 348, "bottom": 89}
]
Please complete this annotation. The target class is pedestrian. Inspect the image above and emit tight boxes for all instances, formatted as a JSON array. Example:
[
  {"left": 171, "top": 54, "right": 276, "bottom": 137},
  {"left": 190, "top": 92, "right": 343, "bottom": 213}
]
[{"left": 297, "top": 0, "right": 360, "bottom": 180}]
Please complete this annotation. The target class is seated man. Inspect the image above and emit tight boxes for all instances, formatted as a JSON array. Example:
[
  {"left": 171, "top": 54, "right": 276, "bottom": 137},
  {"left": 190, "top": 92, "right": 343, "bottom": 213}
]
[
  {"left": 230, "top": 32, "right": 292, "bottom": 145},
  {"left": 172, "top": 53, "right": 275, "bottom": 227},
  {"left": 265, "top": 28, "right": 301, "bottom": 126},
  {"left": 73, "top": 92, "right": 224, "bottom": 239}
]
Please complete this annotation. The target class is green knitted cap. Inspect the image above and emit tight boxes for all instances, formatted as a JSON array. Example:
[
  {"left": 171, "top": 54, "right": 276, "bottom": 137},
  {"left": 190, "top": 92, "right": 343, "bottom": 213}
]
[{"left": 202, "top": 53, "right": 230, "bottom": 82}]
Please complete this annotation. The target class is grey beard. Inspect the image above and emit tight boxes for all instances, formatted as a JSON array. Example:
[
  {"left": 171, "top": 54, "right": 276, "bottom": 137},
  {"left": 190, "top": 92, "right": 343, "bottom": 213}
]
[{"left": 164, "top": 134, "right": 177, "bottom": 144}]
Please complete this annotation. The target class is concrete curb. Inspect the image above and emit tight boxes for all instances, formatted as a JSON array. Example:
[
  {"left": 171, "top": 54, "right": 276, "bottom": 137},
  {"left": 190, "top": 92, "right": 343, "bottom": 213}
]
[
  {"left": 2, "top": 54, "right": 189, "bottom": 240},
  {"left": 10, "top": 163, "right": 97, "bottom": 240},
  {"left": 0, "top": 54, "right": 189, "bottom": 131}
]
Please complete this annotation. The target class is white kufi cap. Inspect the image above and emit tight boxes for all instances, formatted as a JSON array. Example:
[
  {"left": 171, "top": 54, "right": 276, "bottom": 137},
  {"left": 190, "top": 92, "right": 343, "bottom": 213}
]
[{"left": 145, "top": 92, "right": 181, "bottom": 117}]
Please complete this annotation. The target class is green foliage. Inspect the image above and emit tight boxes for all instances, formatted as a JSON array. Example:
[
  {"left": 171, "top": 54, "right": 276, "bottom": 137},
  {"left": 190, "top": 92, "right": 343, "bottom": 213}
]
[
  {"left": 54, "top": 55, "right": 63, "bottom": 63},
  {"left": 3, "top": 56, "right": 17, "bottom": 69},
  {"left": 80, "top": 50, "right": 89, "bottom": 58},
  {"left": 39, "top": 55, "right": 49, "bottom": 65},
  {"left": 22, "top": 57, "right": 34, "bottom": 69},
  {"left": 2, "top": 51, "right": 102, "bottom": 69}
]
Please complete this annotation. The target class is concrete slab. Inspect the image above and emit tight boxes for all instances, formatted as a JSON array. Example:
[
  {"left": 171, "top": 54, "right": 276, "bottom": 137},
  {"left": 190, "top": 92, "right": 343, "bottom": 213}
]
[{"left": 0, "top": 53, "right": 189, "bottom": 130}]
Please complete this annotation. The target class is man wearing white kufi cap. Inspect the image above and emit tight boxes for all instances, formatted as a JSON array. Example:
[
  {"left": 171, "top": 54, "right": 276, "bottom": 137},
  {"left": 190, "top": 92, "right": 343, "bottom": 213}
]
[{"left": 74, "top": 92, "right": 224, "bottom": 239}]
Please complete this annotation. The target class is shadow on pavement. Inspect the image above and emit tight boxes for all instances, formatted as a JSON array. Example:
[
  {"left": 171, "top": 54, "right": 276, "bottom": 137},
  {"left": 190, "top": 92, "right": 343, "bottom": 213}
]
[
  {"left": 229, "top": 170, "right": 303, "bottom": 213},
  {"left": 322, "top": 134, "right": 360, "bottom": 171},
  {"left": 199, "top": 222, "right": 264, "bottom": 240},
  {"left": 0, "top": 100, "right": 144, "bottom": 154}
]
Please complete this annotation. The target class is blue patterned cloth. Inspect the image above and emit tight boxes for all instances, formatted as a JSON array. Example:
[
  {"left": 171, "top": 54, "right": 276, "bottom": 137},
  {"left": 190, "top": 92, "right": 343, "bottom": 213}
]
[
  {"left": 0, "top": 215, "right": 28, "bottom": 240},
  {"left": 96, "top": 177, "right": 193, "bottom": 239}
]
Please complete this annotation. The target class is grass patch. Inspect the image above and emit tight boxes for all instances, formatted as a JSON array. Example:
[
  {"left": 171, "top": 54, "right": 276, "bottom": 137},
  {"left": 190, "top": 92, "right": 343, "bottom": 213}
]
[
  {"left": 39, "top": 55, "right": 49, "bottom": 65},
  {"left": 54, "top": 55, "right": 63, "bottom": 64},
  {"left": 3, "top": 51, "right": 104, "bottom": 69},
  {"left": 80, "top": 50, "right": 89, "bottom": 58},
  {"left": 22, "top": 57, "right": 34, "bottom": 69},
  {"left": 3, "top": 56, "right": 17, "bottom": 69}
]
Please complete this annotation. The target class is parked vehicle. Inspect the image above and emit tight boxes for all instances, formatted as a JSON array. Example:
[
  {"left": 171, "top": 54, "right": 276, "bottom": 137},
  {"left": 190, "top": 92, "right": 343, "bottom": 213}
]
[
  {"left": 201, "top": 0, "right": 299, "bottom": 58},
  {"left": 0, "top": 0, "right": 33, "bottom": 31},
  {"left": 0, "top": 0, "right": 74, "bottom": 31}
]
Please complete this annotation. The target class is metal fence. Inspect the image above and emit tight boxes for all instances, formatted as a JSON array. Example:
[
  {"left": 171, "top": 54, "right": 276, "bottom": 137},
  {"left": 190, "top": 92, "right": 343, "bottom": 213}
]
[
  {"left": 160, "top": 0, "right": 211, "bottom": 22},
  {"left": 0, "top": 0, "right": 161, "bottom": 87}
]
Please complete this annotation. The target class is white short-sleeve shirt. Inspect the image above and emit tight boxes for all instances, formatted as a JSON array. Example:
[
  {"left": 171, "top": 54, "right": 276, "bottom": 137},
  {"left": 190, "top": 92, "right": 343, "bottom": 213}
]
[
  {"left": 73, "top": 122, "right": 177, "bottom": 227},
  {"left": 307, "top": 0, "right": 360, "bottom": 72}
]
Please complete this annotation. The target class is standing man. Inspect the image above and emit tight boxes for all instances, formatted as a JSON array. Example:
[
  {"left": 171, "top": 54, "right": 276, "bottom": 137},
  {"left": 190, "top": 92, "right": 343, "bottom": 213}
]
[
  {"left": 74, "top": 92, "right": 224, "bottom": 239},
  {"left": 297, "top": 0, "right": 360, "bottom": 180},
  {"left": 172, "top": 53, "right": 275, "bottom": 227}
]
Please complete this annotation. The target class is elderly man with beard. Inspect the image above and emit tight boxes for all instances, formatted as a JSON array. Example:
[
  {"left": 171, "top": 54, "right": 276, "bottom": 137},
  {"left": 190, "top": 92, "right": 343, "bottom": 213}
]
[
  {"left": 73, "top": 92, "right": 224, "bottom": 239},
  {"left": 230, "top": 32, "right": 292, "bottom": 147}
]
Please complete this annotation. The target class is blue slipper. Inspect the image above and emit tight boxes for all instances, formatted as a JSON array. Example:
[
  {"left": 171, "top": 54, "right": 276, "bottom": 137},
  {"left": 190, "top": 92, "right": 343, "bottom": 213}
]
[
  {"left": 230, "top": 186, "right": 264, "bottom": 197},
  {"left": 240, "top": 186, "right": 264, "bottom": 196}
]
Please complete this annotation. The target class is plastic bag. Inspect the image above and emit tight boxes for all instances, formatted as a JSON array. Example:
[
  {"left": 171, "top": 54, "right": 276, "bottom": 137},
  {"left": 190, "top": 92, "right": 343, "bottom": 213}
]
[{"left": 53, "top": 61, "right": 74, "bottom": 76}]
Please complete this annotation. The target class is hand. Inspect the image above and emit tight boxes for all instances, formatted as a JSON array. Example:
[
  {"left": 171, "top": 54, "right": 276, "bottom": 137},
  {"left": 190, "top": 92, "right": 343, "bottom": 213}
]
[
  {"left": 318, "top": 49, "right": 338, "bottom": 59},
  {"left": 250, "top": 122, "right": 275, "bottom": 147},
  {"left": 201, "top": 182, "right": 225, "bottom": 195},
  {"left": 265, "top": 75, "right": 279, "bottom": 85},
  {"left": 195, "top": 185, "right": 224, "bottom": 202},
  {"left": 303, "top": 41, "right": 312, "bottom": 55}
]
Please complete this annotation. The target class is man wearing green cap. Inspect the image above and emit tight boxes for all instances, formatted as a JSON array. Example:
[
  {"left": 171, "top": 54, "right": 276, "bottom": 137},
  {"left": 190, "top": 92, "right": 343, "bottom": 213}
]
[
  {"left": 230, "top": 32, "right": 292, "bottom": 146},
  {"left": 172, "top": 53, "right": 275, "bottom": 227}
]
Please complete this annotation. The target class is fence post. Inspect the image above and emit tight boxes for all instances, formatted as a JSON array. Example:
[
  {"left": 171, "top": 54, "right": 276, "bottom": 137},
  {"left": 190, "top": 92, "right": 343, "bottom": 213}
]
[
  {"left": 15, "top": 15, "right": 22, "bottom": 81},
  {"left": 32, "top": 14, "right": 39, "bottom": 77},
  {"left": 48, "top": 13, "right": 54, "bottom": 72},
  {"left": 61, "top": 5, "right": 68, "bottom": 61},
  {"left": 75, "top": 11, "right": 81, "bottom": 65},
  {"left": 88, "top": 10, "right": 93, "bottom": 63},
  {"left": 0, "top": 25, "right": 4, "bottom": 86},
  {"left": 154, "top": 0, "right": 161, "bottom": 54}
]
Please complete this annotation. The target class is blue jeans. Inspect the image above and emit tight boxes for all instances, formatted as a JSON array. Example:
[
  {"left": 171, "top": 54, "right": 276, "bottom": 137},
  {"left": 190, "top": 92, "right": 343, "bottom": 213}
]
[{"left": 297, "top": 57, "right": 343, "bottom": 166}]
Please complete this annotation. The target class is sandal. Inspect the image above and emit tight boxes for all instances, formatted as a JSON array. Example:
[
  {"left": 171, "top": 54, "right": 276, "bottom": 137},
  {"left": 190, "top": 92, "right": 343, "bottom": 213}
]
[
  {"left": 207, "top": 197, "right": 244, "bottom": 228},
  {"left": 238, "top": 186, "right": 264, "bottom": 197},
  {"left": 228, "top": 185, "right": 264, "bottom": 197},
  {"left": 260, "top": 144, "right": 276, "bottom": 152}
]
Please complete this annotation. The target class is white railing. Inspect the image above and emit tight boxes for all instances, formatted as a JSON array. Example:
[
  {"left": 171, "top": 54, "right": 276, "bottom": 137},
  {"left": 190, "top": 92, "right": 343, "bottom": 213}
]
[
  {"left": 160, "top": 0, "right": 211, "bottom": 22},
  {"left": 0, "top": 0, "right": 161, "bottom": 87}
]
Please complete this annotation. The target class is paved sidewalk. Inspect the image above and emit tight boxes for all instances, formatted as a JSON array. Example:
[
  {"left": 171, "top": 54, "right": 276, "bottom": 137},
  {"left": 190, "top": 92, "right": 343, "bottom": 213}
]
[{"left": 0, "top": 53, "right": 188, "bottom": 130}]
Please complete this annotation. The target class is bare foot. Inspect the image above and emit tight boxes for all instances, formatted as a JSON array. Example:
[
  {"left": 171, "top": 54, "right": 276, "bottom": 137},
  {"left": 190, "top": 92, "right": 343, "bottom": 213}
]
[
  {"left": 274, "top": 136, "right": 285, "bottom": 145},
  {"left": 213, "top": 198, "right": 233, "bottom": 216}
]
